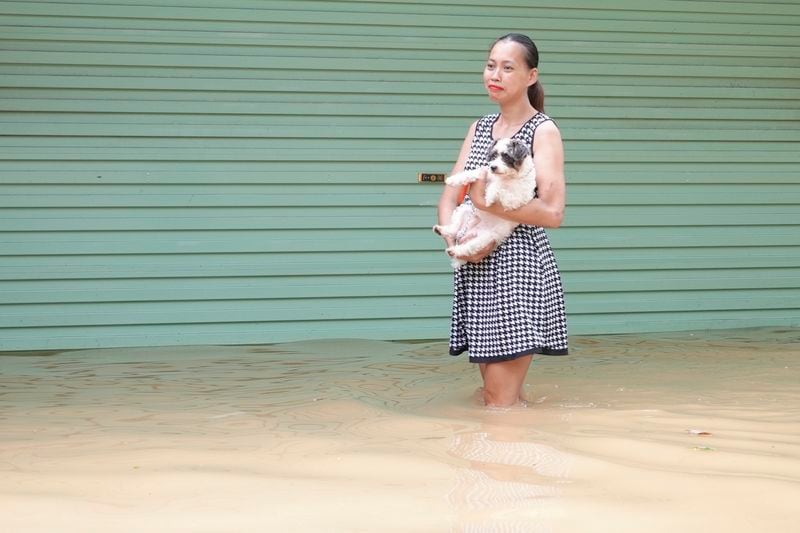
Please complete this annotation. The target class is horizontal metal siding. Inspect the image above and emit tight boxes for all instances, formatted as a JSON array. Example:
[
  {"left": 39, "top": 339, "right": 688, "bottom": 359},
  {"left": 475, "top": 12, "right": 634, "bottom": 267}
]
[{"left": 1, "top": 0, "right": 799, "bottom": 350}]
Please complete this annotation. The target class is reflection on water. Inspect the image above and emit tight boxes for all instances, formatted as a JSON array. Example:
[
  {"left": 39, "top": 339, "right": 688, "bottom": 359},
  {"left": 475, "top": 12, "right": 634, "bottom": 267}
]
[{"left": 1, "top": 328, "right": 799, "bottom": 532}]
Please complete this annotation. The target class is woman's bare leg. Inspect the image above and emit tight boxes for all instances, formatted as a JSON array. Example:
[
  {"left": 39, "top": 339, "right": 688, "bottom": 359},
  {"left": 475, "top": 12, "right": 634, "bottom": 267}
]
[{"left": 481, "top": 355, "right": 533, "bottom": 407}]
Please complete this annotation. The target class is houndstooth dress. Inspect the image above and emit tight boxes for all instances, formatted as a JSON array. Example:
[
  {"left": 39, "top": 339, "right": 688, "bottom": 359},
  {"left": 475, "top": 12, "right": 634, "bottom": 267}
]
[{"left": 449, "top": 112, "right": 569, "bottom": 362}]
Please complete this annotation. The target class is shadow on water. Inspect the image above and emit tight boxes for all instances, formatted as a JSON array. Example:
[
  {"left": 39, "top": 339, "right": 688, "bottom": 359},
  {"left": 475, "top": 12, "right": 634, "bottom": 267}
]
[{"left": 1, "top": 327, "right": 799, "bottom": 532}]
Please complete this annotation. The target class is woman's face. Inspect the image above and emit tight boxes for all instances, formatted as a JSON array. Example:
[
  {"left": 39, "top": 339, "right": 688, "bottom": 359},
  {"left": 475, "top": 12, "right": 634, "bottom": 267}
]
[{"left": 483, "top": 40, "right": 538, "bottom": 104}]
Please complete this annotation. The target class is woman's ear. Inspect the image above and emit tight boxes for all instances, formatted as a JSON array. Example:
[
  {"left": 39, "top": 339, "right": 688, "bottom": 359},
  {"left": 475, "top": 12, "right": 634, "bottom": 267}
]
[{"left": 528, "top": 67, "right": 539, "bottom": 87}]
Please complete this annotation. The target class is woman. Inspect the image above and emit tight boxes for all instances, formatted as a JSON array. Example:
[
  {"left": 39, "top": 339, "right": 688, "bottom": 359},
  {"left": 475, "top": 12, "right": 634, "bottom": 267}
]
[{"left": 437, "top": 33, "right": 568, "bottom": 407}]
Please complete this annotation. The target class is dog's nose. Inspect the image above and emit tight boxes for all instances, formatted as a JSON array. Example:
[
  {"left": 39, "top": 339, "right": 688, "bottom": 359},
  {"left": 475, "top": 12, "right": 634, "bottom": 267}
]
[{"left": 489, "top": 165, "right": 498, "bottom": 172}]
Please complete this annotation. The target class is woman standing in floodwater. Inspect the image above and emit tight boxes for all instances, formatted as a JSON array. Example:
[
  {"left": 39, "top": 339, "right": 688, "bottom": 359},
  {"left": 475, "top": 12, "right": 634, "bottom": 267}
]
[{"left": 436, "top": 34, "right": 568, "bottom": 407}]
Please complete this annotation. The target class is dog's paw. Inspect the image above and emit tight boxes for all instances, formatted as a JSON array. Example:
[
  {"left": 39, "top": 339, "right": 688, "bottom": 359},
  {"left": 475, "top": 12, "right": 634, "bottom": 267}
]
[
  {"left": 445, "top": 248, "right": 466, "bottom": 268},
  {"left": 434, "top": 225, "right": 456, "bottom": 238},
  {"left": 448, "top": 168, "right": 488, "bottom": 186},
  {"left": 445, "top": 246, "right": 458, "bottom": 257},
  {"left": 445, "top": 170, "right": 479, "bottom": 186}
]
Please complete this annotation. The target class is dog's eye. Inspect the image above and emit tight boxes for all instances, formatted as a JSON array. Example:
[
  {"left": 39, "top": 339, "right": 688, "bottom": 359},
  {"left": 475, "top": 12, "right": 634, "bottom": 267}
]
[
  {"left": 501, "top": 153, "right": 517, "bottom": 167},
  {"left": 487, "top": 150, "right": 498, "bottom": 160}
]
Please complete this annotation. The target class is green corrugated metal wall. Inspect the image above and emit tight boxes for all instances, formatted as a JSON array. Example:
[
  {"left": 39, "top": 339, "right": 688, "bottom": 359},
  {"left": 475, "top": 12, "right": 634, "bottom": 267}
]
[{"left": 1, "top": 0, "right": 799, "bottom": 350}]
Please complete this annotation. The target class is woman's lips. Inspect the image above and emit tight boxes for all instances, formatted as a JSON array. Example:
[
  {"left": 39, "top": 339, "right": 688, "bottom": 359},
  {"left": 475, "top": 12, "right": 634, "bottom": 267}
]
[{"left": 487, "top": 84, "right": 503, "bottom": 91}]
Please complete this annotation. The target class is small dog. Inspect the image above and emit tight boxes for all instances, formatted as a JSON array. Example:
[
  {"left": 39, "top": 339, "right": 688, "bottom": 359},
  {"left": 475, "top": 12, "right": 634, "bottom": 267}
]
[{"left": 433, "top": 138, "right": 536, "bottom": 267}]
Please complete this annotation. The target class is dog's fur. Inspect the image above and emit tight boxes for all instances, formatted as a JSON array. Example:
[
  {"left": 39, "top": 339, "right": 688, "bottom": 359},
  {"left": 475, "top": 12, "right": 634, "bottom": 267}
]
[{"left": 433, "top": 138, "right": 536, "bottom": 267}]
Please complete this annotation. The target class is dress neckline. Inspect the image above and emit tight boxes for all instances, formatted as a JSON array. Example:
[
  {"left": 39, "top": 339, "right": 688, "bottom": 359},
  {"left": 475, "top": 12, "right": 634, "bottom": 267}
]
[{"left": 490, "top": 111, "right": 543, "bottom": 140}]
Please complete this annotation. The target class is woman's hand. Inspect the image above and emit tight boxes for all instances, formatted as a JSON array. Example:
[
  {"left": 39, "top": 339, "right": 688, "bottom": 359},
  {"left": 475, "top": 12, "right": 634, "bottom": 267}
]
[
  {"left": 467, "top": 175, "right": 490, "bottom": 211},
  {"left": 452, "top": 226, "right": 496, "bottom": 263},
  {"left": 438, "top": 232, "right": 456, "bottom": 251}
]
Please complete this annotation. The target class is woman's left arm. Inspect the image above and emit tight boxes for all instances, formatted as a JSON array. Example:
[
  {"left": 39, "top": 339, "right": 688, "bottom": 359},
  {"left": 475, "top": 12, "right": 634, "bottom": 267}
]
[{"left": 469, "top": 121, "right": 566, "bottom": 228}]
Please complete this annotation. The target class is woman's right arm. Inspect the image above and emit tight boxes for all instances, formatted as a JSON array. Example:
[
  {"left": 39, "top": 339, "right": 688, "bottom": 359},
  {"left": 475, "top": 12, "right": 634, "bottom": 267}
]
[{"left": 437, "top": 121, "right": 478, "bottom": 248}]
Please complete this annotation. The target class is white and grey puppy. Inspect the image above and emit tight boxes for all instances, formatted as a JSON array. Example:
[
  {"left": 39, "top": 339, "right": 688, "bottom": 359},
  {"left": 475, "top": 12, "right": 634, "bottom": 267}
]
[{"left": 433, "top": 137, "right": 536, "bottom": 267}]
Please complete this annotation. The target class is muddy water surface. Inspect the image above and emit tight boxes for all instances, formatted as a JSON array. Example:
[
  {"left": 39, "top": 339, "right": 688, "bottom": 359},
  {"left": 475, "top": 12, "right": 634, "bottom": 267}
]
[{"left": 1, "top": 328, "right": 799, "bottom": 532}]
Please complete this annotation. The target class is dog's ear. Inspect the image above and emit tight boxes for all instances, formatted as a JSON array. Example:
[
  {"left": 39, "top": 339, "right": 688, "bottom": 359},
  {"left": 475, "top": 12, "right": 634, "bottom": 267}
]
[{"left": 510, "top": 140, "right": 531, "bottom": 165}]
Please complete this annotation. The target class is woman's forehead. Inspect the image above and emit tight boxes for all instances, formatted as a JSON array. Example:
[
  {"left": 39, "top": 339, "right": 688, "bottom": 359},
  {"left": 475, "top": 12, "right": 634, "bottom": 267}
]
[{"left": 488, "top": 41, "right": 526, "bottom": 63}]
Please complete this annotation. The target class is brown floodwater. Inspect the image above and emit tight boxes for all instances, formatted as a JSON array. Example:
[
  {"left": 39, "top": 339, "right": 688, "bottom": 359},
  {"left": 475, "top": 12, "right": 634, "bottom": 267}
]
[{"left": 1, "top": 327, "right": 799, "bottom": 532}]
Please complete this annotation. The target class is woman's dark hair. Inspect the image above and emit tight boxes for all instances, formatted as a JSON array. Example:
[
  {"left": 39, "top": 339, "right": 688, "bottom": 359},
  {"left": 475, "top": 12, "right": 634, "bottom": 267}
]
[{"left": 491, "top": 33, "right": 544, "bottom": 112}]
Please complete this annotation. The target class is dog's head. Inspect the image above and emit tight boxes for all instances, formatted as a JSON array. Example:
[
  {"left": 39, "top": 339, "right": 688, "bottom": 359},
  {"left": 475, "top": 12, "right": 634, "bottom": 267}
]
[{"left": 487, "top": 138, "right": 531, "bottom": 176}]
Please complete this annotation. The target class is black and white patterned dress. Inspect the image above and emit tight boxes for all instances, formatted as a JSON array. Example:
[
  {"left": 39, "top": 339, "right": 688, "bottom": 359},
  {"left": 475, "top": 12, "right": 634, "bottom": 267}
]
[{"left": 449, "top": 112, "right": 569, "bottom": 362}]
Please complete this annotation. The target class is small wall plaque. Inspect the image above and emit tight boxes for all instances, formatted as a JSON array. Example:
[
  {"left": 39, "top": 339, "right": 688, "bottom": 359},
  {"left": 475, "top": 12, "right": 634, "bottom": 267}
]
[{"left": 418, "top": 172, "right": 446, "bottom": 183}]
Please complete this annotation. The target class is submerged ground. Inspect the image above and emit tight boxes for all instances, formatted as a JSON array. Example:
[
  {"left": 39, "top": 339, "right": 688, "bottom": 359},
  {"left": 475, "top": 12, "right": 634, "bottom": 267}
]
[{"left": 1, "top": 327, "right": 799, "bottom": 532}]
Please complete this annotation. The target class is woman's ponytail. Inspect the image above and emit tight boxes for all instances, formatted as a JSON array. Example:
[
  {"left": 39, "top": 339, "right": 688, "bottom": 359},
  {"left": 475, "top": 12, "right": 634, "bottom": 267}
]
[{"left": 528, "top": 81, "right": 545, "bottom": 112}]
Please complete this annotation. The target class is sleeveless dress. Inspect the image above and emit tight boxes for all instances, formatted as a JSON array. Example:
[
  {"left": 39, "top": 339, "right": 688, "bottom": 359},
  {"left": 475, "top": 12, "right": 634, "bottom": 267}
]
[{"left": 449, "top": 112, "right": 569, "bottom": 363}]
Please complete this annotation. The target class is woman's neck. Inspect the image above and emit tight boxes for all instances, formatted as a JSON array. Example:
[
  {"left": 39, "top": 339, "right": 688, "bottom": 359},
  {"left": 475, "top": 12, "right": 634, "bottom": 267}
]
[
  {"left": 497, "top": 101, "right": 537, "bottom": 128},
  {"left": 494, "top": 101, "right": 538, "bottom": 137}
]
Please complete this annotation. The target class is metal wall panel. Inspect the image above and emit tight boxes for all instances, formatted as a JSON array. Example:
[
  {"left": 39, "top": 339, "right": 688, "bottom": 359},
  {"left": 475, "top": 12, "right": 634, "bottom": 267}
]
[{"left": 1, "top": 0, "right": 799, "bottom": 349}]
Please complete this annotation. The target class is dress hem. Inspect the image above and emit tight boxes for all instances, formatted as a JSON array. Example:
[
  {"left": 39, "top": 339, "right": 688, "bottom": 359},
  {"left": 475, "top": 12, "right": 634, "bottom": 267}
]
[{"left": 449, "top": 345, "right": 569, "bottom": 362}]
